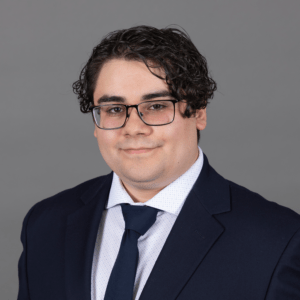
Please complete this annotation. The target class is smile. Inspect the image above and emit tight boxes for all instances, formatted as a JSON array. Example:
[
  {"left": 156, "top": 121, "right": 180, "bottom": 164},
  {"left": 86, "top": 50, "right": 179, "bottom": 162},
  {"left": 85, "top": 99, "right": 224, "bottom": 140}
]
[{"left": 122, "top": 148, "right": 156, "bottom": 155}]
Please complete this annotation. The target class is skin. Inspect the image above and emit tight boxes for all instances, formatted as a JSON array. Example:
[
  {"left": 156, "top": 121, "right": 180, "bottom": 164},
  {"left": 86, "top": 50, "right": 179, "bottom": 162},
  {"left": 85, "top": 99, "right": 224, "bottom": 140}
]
[{"left": 93, "top": 59, "right": 207, "bottom": 203}]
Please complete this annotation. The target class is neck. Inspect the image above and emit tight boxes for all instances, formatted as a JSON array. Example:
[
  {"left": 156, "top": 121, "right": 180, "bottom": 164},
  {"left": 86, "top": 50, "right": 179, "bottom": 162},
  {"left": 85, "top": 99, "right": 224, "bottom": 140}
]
[{"left": 121, "top": 181, "right": 164, "bottom": 203}]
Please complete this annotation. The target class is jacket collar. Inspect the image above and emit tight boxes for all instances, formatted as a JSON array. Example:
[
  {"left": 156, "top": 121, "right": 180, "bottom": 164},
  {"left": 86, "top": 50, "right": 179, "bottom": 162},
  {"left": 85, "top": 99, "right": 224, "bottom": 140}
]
[
  {"left": 80, "top": 171, "right": 113, "bottom": 205},
  {"left": 192, "top": 153, "right": 231, "bottom": 215}
]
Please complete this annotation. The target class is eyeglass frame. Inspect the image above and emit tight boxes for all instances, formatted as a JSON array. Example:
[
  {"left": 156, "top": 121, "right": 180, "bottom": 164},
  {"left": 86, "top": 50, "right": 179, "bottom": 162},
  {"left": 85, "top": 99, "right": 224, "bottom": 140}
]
[{"left": 89, "top": 99, "right": 181, "bottom": 130}]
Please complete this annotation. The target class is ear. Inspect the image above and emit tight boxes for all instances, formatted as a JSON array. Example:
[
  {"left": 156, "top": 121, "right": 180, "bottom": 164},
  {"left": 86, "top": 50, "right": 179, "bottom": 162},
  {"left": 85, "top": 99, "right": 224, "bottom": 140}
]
[{"left": 195, "top": 108, "right": 207, "bottom": 131}]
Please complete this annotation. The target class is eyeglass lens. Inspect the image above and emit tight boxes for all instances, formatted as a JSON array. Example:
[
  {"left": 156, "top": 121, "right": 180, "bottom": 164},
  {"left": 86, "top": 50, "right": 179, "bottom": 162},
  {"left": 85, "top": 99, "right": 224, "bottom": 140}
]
[{"left": 93, "top": 100, "right": 175, "bottom": 129}]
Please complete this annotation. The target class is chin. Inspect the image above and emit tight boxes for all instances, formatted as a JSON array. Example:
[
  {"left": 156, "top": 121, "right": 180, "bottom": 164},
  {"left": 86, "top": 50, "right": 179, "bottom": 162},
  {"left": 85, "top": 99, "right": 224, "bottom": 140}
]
[{"left": 120, "top": 168, "right": 163, "bottom": 187}]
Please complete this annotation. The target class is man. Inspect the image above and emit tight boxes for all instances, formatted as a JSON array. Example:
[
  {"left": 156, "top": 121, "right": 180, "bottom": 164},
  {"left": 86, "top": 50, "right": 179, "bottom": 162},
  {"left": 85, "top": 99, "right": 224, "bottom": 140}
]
[{"left": 18, "top": 25, "right": 300, "bottom": 300}]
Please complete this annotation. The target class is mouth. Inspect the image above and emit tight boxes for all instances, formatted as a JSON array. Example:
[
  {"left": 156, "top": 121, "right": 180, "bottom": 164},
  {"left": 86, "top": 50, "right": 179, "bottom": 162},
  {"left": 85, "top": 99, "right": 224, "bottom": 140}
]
[{"left": 122, "top": 147, "right": 156, "bottom": 155}]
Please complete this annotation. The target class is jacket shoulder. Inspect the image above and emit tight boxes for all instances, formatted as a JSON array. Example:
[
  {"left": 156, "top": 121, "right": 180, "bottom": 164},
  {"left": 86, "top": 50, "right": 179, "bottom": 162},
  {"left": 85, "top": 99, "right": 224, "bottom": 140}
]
[
  {"left": 226, "top": 179, "right": 300, "bottom": 234},
  {"left": 24, "top": 173, "right": 111, "bottom": 223}
]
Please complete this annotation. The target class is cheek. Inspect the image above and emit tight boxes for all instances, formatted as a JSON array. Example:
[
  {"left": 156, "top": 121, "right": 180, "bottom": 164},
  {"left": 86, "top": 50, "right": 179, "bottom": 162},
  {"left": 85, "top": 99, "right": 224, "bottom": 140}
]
[
  {"left": 96, "top": 131, "right": 118, "bottom": 154},
  {"left": 167, "top": 118, "right": 193, "bottom": 143},
  {"left": 165, "top": 120, "right": 197, "bottom": 156}
]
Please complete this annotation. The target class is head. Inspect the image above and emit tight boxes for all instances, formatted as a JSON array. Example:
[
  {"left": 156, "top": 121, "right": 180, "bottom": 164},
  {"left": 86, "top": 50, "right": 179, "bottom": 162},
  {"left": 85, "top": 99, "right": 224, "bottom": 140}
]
[{"left": 72, "top": 25, "right": 217, "bottom": 198}]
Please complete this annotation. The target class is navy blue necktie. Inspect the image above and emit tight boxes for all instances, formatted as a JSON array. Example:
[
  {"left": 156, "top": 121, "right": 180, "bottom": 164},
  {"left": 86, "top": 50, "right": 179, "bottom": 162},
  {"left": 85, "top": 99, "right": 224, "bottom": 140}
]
[{"left": 104, "top": 203, "right": 160, "bottom": 300}]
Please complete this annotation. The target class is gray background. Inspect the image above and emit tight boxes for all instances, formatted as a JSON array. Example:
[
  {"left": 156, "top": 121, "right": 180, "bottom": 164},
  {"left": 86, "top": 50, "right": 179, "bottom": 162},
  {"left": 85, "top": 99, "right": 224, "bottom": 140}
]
[{"left": 1, "top": 0, "right": 299, "bottom": 298}]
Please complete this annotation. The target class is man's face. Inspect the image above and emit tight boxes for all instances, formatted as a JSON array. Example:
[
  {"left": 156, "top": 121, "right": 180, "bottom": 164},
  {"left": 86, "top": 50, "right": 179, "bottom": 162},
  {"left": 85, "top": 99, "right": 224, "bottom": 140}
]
[{"left": 93, "top": 59, "right": 206, "bottom": 193}]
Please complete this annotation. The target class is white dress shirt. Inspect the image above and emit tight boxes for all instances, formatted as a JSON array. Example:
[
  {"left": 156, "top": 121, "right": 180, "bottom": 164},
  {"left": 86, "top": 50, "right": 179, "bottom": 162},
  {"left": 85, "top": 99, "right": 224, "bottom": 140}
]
[{"left": 91, "top": 146, "right": 204, "bottom": 300}]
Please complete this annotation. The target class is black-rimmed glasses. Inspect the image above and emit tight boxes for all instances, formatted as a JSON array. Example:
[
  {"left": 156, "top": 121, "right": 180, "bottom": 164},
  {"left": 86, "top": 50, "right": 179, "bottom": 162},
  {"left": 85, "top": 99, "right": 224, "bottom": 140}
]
[{"left": 89, "top": 99, "right": 180, "bottom": 130}]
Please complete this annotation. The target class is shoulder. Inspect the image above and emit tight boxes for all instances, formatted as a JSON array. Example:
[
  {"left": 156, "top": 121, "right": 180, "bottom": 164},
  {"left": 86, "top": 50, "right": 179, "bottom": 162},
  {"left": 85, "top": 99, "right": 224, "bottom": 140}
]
[
  {"left": 23, "top": 173, "right": 111, "bottom": 227},
  {"left": 223, "top": 179, "right": 300, "bottom": 242}
]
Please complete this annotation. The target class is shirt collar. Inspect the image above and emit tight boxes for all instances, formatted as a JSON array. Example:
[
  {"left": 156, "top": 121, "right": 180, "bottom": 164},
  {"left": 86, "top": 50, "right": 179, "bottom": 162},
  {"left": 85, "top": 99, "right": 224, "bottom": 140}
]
[{"left": 106, "top": 146, "right": 203, "bottom": 216}]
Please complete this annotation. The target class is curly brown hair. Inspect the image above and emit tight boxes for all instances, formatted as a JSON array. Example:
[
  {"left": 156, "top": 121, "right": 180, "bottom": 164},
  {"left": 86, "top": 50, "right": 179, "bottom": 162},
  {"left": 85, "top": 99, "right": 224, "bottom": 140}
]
[{"left": 72, "top": 25, "right": 217, "bottom": 143}]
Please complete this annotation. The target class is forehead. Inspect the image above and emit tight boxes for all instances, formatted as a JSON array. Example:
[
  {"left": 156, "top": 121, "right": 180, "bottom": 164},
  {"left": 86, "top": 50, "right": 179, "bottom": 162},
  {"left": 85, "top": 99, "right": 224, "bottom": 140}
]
[{"left": 93, "top": 59, "right": 169, "bottom": 104}]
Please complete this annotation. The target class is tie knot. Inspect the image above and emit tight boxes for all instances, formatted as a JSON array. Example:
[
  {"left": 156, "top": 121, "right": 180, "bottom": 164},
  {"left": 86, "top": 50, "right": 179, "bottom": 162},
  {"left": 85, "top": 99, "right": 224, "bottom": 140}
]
[{"left": 120, "top": 203, "right": 160, "bottom": 237}]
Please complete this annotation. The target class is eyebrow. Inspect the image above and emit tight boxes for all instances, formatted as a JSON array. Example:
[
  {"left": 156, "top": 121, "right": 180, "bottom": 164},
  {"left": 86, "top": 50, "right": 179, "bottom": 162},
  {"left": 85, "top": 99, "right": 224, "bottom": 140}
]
[{"left": 96, "top": 90, "right": 173, "bottom": 105}]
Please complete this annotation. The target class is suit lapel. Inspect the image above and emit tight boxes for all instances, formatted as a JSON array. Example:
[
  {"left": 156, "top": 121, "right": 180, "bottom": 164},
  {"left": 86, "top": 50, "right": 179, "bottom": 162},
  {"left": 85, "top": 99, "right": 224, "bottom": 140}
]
[
  {"left": 65, "top": 172, "right": 113, "bottom": 300},
  {"left": 140, "top": 155, "right": 231, "bottom": 300}
]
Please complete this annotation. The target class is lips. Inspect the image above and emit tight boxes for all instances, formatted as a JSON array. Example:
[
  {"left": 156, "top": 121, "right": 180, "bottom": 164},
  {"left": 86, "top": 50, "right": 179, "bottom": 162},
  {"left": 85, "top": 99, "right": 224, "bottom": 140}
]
[
  {"left": 123, "top": 148, "right": 152, "bottom": 150},
  {"left": 122, "top": 148, "right": 155, "bottom": 154}
]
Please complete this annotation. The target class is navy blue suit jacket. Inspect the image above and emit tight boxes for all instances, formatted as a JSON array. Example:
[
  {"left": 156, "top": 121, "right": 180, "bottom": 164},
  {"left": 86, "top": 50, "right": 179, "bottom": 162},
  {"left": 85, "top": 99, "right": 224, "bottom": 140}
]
[{"left": 17, "top": 155, "right": 300, "bottom": 299}]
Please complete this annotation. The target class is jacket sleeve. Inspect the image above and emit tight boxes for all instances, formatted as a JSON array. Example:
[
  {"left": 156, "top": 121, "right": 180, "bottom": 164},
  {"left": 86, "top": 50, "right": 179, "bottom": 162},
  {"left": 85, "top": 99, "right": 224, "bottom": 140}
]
[
  {"left": 265, "top": 227, "right": 300, "bottom": 299},
  {"left": 17, "top": 205, "right": 36, "bottom": 300}
]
